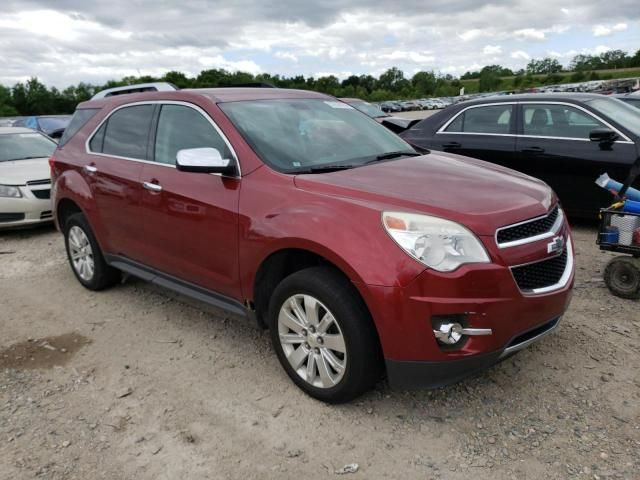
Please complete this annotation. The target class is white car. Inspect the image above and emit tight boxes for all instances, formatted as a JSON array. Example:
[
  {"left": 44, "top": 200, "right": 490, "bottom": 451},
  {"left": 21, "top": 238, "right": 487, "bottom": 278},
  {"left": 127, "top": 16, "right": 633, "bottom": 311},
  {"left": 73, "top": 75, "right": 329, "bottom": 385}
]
[{"left": 0, "top": 127, "right": 56, "bottom": 229}]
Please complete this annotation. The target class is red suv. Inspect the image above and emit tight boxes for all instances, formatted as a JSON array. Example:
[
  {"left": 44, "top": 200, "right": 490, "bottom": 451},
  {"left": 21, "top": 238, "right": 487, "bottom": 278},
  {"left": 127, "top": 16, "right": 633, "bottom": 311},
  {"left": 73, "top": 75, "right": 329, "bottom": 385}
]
[{"left": 51, "top": 87, "right": 574, "bottom": 402}]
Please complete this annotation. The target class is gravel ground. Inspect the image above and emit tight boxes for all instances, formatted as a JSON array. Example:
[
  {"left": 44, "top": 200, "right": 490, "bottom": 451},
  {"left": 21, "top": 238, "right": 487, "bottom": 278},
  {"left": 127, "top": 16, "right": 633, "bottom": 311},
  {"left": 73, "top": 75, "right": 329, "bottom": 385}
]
[{"left": 1, "top": 223, "right": 638, "bottom": 480}]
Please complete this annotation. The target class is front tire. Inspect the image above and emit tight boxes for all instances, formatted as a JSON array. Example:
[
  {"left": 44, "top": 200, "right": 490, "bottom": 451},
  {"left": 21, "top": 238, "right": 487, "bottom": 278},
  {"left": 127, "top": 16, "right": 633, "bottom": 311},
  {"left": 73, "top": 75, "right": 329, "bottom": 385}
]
[
  {"left": 267, "top": 266, "right": 382, "bottom": 403},
  {"left": 64, "top": 212, "right": 120, "bottom": 290}
]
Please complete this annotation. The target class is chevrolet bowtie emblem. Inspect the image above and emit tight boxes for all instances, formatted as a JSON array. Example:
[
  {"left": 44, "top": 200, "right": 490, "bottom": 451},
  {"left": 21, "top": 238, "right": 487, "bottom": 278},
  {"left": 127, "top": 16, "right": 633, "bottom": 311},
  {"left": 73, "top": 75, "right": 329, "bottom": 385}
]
[{"left": 547, "top": 236, "right": 565, "bottom": 254}]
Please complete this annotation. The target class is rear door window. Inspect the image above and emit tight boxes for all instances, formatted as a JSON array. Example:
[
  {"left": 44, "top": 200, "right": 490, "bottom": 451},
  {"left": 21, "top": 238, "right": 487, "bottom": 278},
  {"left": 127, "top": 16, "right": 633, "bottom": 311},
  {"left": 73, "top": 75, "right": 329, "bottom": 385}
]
[
  {"left": 93, "top": 105, "right": 154, "bottom": 159},
  {"left": 444, "top": 104, "right": 513, "bottom": 134},
  {"left": 522, "top": 104, "right": 606, "bottom": 139}
]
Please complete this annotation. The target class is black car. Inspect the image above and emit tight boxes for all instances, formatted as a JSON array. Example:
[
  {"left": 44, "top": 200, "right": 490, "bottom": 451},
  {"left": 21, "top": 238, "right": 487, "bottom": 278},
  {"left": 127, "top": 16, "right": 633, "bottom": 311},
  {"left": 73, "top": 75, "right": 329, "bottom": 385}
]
[{"left": 401, "top": 93, "right": 640, "bottom": 218}]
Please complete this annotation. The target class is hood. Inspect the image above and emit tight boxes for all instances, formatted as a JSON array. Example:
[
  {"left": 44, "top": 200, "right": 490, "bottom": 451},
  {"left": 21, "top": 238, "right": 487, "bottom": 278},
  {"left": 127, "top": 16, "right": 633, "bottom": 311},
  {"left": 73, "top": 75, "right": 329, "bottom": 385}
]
[
  {"left": 0, "top": 158, "right": 51, "bottom": 185},
  {"left": 293, "top": 152, "right": 554, "bottom": 236}
]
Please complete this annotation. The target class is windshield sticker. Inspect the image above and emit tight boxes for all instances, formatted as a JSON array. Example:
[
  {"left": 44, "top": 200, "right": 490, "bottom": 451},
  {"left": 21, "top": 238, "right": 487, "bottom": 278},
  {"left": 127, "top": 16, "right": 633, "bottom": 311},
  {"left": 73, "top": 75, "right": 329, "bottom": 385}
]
[{"left": 324, "top": 101, "right": 354, "bottom": 109}]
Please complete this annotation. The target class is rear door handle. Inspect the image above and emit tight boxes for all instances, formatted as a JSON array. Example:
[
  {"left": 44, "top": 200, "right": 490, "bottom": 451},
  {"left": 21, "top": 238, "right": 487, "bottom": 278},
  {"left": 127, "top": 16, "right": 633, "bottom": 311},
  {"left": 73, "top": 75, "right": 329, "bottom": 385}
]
[
  {"left": 143, "top": 181, "right": 162, "bottom": 192},
  {"left": 521, "top": 146, "right": 545, "bottom": 154},
  {"left": 442, "top": 142, "right": 461, "bottom": 149},
  {"left": 84, "top": 165, "right": 97, "bottom": 174}
]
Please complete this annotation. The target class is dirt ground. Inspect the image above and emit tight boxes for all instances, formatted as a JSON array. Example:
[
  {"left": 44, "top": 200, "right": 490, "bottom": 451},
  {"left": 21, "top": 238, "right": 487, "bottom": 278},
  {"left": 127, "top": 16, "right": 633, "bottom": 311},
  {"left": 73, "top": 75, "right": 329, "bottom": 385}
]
[{"left": 1, "top": 223, "right": 638, "bottom": 480}]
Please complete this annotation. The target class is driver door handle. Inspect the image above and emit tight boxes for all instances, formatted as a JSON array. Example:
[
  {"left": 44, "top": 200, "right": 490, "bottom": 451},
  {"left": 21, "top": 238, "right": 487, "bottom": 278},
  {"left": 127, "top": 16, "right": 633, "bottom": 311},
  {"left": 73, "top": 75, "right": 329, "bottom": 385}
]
[
  {"left": 442, "top": 142, "right": 462, "bottom": 149},
  {"left": 83, "top": 165, "right": 97, "bottom": 174},
  {"left": 143, "top": 181, "right": 162, "bottom": 192}
]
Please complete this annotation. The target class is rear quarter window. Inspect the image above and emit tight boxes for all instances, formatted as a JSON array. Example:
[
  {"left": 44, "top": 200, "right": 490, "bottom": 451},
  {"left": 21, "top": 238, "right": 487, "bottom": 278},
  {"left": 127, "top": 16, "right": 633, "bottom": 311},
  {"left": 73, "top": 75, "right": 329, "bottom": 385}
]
[
  {"left": 59, "top": 109, "right": 99, "bottom": 147},
  {"left": 90, "top": 105, "right": 154, "bottom": 159}
]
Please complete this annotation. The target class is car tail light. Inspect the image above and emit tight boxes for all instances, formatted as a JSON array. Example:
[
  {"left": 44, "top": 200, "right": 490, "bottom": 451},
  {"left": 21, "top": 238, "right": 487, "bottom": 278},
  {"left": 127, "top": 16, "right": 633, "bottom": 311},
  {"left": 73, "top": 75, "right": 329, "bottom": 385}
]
[{"left": 49, "top": 155, "right": 58, "bottom": 181}]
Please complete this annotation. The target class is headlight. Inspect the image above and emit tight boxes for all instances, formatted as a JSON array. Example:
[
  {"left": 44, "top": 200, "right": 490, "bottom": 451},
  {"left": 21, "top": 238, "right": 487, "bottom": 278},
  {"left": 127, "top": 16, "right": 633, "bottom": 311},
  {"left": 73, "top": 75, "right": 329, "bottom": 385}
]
[
  {"left": 382, "top": 212, "right": 490, "bottom": 272},
  {"left": 0, "top": 185, "right": 22, "bottom": 198}
]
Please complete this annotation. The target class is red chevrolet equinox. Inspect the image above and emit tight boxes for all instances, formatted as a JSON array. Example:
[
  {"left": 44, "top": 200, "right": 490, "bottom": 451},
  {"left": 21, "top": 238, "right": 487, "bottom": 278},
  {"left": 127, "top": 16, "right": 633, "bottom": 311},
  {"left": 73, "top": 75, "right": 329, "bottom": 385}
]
[{"left": 51, "top": 87, "right": 574, "bottom": 403}]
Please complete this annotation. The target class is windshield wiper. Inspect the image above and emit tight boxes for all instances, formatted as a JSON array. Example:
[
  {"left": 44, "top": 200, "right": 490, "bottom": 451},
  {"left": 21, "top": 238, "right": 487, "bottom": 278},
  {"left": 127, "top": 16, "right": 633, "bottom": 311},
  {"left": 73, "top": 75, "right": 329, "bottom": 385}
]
[
  {"left": 290, "top": 164, "right": 356, "bottom": 174},
  {"left": 9, "top": 156, "right": 47, "bottom": 161},
  {"left": 365, "top": 151, "right": 422, "bottom": 164}
]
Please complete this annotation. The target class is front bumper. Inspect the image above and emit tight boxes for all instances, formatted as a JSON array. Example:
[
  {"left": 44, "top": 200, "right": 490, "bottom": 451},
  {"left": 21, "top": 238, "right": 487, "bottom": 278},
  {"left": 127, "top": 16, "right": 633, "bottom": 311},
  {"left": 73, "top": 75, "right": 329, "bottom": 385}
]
[
  {"left": 356, "top": 225, "right": 574, "bottom": 390},
  {"left": 386, "top": 316, "right": 560, "bottom": 389},
  {"left": 0, "top": 187, "right": 53, "bottom": 229}
]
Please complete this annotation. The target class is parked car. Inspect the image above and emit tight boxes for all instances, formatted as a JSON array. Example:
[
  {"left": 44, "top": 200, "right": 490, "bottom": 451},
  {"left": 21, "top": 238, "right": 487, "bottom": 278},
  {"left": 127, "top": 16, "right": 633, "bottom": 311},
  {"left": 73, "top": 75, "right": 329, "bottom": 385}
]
[
  {"left": 51, "top": 87, "right": 574, "bottom": 402},
  {"left": 340, "top": 98, "right": 420, "bottom": 134},
  {"left": 13, "top": 115, "right": 72, "bottom": 139},
  {"left": 380, "top": 101, "right": 402, "bottom": 113},
  {"left": 401, "top": 93, "right": 640, "bottom": 218},
  {"left": 613, "top": 93, "right": 640, "bottom": 109},
  {"left": 0, "top": 127, "right": 57, "bottom": 228}
]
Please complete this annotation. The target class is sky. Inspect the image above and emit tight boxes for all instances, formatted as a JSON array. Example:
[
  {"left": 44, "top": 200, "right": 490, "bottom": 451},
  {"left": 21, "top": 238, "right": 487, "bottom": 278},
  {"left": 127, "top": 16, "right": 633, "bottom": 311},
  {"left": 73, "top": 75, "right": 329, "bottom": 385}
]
[{"left": 1, "top": 0, "right": 639, "bottom": 88}]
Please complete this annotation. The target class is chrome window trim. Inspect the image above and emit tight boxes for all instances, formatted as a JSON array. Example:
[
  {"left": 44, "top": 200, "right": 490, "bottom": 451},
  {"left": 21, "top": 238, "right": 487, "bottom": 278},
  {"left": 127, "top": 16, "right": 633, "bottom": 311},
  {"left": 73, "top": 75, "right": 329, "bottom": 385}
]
[
  {"left": 436, "top": 100, "right": 633, "bottom": 144},
  {"left": 84, "top": 100, "right": 241, "bottom": 177},
  {"left": 496, "top": 207, "right": 564, "bottom": 249},
  {"left": 437, "top": 102, "right": 517, "bottom": 134},
  {"left": 509, "top": 238, "right": 573, "bottom": 296}
]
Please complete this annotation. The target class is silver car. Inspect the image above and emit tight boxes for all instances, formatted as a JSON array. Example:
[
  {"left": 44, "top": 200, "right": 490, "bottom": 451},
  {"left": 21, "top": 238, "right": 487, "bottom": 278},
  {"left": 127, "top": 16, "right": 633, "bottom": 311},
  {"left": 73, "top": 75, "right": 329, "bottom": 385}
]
[{"left": 0, "top": 127, "right": 56, "bottom": 229}]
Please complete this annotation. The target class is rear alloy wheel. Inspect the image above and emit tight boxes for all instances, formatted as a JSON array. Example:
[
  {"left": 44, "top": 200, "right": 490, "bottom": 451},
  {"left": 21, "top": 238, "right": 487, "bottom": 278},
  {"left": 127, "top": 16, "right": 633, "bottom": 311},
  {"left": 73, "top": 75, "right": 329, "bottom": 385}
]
[
  {"left": 64, "top": 213, "right": 120, "bottom": 290},
  {"left": 268, "top": 266, "right": 382, "bottom": 403}
]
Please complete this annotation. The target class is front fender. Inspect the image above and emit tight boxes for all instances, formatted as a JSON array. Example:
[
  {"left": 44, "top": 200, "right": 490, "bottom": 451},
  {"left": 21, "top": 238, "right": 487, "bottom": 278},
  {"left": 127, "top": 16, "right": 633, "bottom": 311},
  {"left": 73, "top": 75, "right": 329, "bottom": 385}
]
[{"left": 238, "top": 168, "right": 426, "bottom": 300}]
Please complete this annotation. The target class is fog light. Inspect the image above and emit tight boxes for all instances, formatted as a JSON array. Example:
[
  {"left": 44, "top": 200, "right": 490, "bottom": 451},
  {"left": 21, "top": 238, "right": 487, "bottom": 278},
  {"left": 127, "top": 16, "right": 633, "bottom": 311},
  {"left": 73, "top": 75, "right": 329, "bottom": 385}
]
[
  {"left": 432, "top": 321, "right": 493, "bottom": 346},
  {"left": 434, "top": 322, "right": 464, "bottom": 345}
]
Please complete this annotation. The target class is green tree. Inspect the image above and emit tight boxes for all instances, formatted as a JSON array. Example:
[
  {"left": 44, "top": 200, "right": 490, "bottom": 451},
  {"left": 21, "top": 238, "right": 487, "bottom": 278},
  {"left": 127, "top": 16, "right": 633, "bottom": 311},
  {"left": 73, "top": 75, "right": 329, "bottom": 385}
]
[{"left": 411, "top": 71, "right": 437, "bottom": 96}]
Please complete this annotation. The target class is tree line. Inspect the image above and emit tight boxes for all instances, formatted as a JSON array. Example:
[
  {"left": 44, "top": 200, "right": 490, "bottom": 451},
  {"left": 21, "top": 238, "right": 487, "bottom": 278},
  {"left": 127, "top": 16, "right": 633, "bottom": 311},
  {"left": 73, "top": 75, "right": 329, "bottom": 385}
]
[{"left": 1, "top": 48, "right": 639, "bottom": 116}]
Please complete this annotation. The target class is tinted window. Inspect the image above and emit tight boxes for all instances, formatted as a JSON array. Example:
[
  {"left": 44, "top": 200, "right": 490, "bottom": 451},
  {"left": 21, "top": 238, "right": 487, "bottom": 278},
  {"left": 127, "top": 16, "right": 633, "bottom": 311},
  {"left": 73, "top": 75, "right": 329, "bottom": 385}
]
[
  {"left": 445, "top": 105, "right": 512, "bottom": 134},
  {"left": 154, "top": 104, "right": 232, "bottom": 165},
  {"left": 101, "top": 105, "right": 154, "bottom": 159},
  {"left": 522, "top": 104, "right": 605, "bottom": 139},
  {"left": 90, "top": 123, "right": 106, "bottom": 152},
  {"left": 59, "top": 109, "right": 99, "bottom": 146}
]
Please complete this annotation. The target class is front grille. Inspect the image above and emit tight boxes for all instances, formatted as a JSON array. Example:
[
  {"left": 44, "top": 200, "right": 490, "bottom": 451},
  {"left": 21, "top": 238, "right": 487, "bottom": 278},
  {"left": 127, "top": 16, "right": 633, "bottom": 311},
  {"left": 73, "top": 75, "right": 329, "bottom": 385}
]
[
  {"left": 497, "top": 206, "right": 559, "bottom": 245},
  {"left": 31, "top": 189, "right": 50, "bottom": 199},
  {"left": 26, "top": 179, "right": 51, "bottom": 186},
  {"left": 512, "top": 248, "right": 568, "bottom": 292},
  {"left": 40, "top": 211, "right": 53, "bottom": 220},
  {"left": 0, "top": 213, "right": 25, "bottom": 223}
]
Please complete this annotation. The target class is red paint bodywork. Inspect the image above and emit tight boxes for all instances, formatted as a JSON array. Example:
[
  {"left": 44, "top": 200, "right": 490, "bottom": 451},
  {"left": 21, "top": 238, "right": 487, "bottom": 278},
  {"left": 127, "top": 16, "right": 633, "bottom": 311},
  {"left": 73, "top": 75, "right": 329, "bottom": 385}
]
[{"left": 51, "top": 88, "right": 574, "bottom": 366}]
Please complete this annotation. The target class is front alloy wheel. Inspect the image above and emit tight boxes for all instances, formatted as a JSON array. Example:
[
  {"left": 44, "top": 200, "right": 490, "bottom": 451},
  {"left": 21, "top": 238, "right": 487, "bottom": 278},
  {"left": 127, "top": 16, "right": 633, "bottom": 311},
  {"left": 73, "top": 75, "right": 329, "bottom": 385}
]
[
  {"left": 268, "top": 266, "right": 383, "bottom": 403},
  {"left": 278, "top": 294, "right": 347, "bottom": 389}
]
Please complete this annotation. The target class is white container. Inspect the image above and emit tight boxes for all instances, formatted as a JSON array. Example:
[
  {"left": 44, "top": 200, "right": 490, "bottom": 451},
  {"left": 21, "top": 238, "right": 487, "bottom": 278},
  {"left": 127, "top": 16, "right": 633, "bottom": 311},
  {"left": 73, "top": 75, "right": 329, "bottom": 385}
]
[{"left": 611, "top": 214, "right": 640, "bottom": 245}]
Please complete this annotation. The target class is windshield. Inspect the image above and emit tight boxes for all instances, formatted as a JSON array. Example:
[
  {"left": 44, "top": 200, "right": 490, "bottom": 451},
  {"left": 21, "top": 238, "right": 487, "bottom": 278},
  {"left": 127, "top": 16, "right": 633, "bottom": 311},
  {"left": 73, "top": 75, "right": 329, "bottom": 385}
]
[
  {"left": 0, "top": 132, "right": 57, "bottom": 162},
  {"left": 38, "top": 116, "right": 71, "bottom": 131},
  {"left": 349, "top": 100, "right": 388, "bottom": 118},
  {"left": 584, "top": 97, "right": 640, "bottom": 138},
  {"left": 220, "top": 99, "right": 415, "bottom": 173}
]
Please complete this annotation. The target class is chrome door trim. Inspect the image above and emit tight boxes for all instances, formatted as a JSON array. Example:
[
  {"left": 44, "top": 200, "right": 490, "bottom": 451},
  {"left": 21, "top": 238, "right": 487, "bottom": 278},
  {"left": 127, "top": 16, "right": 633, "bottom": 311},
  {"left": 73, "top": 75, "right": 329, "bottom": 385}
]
[
  {"left": 84, "top": 100, "right": 242, "bottom": 177},
  {"left": 435, "top": 100, "right": 633, "bottom": 144}
]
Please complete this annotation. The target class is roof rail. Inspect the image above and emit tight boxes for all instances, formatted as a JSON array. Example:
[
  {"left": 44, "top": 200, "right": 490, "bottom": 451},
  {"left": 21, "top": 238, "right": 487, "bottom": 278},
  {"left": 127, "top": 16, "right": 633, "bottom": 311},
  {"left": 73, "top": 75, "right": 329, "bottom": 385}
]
[{"left": 91, "top": 82, "right": 178, "bottom": 100}]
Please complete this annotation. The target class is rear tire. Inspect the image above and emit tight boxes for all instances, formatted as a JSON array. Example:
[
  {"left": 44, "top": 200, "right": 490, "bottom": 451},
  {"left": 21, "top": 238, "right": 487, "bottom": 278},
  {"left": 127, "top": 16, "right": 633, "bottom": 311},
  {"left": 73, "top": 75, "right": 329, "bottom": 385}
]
[
  {"left": 267, "top": 266, "right": 383, "bottom": 403},
  {"left": 64, "top": 212, "right": 120, "bottom": 291},
  {"left": 604, "top": 256, "right": 640, "bottom": 299}
]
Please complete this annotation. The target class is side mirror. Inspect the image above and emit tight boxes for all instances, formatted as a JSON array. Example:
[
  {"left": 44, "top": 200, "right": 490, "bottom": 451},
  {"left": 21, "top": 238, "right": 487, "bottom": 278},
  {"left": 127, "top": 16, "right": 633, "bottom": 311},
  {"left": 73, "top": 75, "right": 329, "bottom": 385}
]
[
  {"left": 176, "top": 148, "right": 237, "bottom": 175},
  {"left": 589, "top": 128, "right": 618, "bottom": 144}
]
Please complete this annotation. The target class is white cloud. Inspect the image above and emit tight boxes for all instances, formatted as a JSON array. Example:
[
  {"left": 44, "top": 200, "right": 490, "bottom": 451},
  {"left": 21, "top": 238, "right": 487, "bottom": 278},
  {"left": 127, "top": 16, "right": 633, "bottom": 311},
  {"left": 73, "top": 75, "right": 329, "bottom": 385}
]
[
  {"left": 274, "top": 51, "right": 298, "bottom": 62},
  {"left": 561, "top": 8, "right": 570, "bottom": 15},
  {"left": 483, "top": 45, "right": 502, "bottom": 55},
  {"left": 380, "top": 51, "right": 435, "bottom": 63},
  {"left": 513, "top": 28, "right": 546, "bottom": 41},
  {"left": 458, "top": 29, "right": 488, "bottom": 42},
  {"left": 592, "top": 23, "right": 627, "bottom": 37},
  {"left": 510, "top": 50, "right": 531, "bottom": 61}
]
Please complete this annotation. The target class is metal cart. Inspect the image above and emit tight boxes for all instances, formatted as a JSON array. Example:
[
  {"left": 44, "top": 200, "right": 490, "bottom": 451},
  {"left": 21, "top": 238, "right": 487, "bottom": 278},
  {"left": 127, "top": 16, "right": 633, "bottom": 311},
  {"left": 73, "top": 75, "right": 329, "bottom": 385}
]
[{"left": 596, "top": 157, "right": 640, "bottom": 299}]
